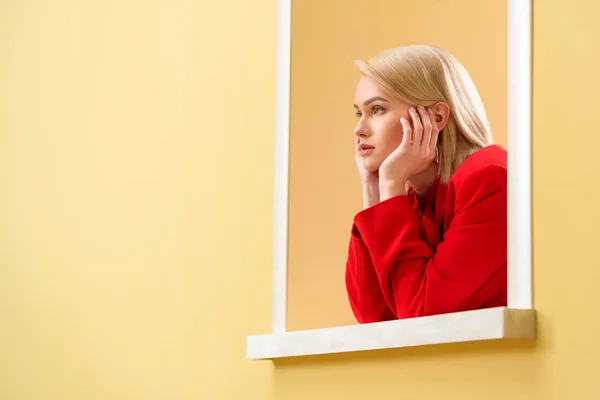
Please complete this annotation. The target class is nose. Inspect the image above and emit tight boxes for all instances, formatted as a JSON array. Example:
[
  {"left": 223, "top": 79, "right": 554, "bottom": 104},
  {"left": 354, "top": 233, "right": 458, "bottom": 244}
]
[{"left": 354, "top": 120, "right": 370, "bottom": 138}]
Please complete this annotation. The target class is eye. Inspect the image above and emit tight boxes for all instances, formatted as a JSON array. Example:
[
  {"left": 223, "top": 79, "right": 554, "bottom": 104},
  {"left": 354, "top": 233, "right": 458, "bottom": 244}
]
[
  {"left": 372, "top": 105, "right": 386, "bottom": 115},
  {"left": 355, "top": 105, "right": 386, "bottom": 118}
]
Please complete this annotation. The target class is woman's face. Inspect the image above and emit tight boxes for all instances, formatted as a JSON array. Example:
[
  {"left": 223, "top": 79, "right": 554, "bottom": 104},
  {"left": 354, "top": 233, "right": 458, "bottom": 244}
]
[{"left": 353, "top": 75, "right": 413, "bottom": 173}]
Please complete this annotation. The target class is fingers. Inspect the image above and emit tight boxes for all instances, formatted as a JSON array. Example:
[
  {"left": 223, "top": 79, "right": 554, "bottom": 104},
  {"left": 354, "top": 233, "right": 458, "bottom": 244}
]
[
  {"left": 402, "top": 105, "right": 439, "bottom": 163},
  {"left": 417, "top": 106, "right": 432, "bottom": 146},
  {"left": 399, "top": 117, "right": 412, "bottom": 145},
  {"left": 408, "top": 106, "right": 423, "bottom": 146}
]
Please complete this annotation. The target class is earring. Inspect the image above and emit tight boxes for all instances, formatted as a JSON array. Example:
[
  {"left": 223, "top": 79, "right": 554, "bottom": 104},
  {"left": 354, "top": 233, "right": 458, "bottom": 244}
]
[{"left": 434, "top": 145, "right": 440, "bottom": 164}]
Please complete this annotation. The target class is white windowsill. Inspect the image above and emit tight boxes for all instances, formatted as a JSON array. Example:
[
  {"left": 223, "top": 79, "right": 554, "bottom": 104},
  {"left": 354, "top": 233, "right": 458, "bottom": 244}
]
[{"left": 246, "top": 307, "right": 536, "bottom": 360}]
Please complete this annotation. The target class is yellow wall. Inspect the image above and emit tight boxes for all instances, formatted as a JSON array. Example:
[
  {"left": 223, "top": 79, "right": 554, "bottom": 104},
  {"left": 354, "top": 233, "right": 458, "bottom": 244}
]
[
  {"left": 3, "top": 0, "right": 600, "bottom": 400},
  {"left": 0, "top": 0, "right": 274, "bottom": 398},
  {"left": 287, "top": 0, "right": 508, "bottom": 331}
]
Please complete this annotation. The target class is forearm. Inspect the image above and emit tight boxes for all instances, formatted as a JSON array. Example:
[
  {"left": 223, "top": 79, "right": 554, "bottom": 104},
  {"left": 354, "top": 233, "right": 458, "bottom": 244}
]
[
  {"left": 361, "top": 181, "right": 380, "bottom": 210},
  {"left": 346, "top": 235, "right": 397, "bottom": 323},
  {"left": 354, "top": 195, "right": 433, "bottom": 319}
]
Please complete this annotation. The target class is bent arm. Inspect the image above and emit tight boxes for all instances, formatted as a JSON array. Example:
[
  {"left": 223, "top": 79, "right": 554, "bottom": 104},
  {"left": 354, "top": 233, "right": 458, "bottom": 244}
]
[
  {"left": 354, "top": 165, "right": 507, "bottom": 319},
  {"left": 345, "top": 229, "right": 397, "bottom": 323}
]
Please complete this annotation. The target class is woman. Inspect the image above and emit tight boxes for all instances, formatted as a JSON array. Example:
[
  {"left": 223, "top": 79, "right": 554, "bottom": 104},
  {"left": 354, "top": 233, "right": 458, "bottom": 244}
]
[{"left": 345, "top": 45, "right": 507, "bottom": 323}]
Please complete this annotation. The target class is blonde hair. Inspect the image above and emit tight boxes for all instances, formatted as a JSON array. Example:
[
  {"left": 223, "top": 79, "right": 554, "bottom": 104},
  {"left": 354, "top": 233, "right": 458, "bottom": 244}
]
[{"left": 355, "top": 45, "right": 493, "bottom": 184}]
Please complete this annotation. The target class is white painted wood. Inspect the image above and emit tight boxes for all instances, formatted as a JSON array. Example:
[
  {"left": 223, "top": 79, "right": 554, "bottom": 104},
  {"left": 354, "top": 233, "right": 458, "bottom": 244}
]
[
  {"left": 271, "top": 0, "right": 292, "bottom": 334},
  {"left": 247, "top": 308, "right": 536, "bottom": 360},
  {"left": 252, "top": 0, "right": 535, "bottom": 357},
  {"left": 507, "top": 0, "right": 533, "bottom": 309}
]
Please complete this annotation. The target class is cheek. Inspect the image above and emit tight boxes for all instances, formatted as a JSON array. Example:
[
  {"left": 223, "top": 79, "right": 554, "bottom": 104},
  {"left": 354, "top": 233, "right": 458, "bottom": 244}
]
[{"left": 379, "top": 117, "right": 404, "bottom": 148}]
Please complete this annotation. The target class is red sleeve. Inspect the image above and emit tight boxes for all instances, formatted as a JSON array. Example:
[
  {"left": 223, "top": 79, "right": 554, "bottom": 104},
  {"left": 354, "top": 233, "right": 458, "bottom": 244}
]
[
  {"left": 350, "top": 164, "right": 507, "bottom": 320},
  {"left": 345, "top": 226, "right": 398, "bottom": 324}
]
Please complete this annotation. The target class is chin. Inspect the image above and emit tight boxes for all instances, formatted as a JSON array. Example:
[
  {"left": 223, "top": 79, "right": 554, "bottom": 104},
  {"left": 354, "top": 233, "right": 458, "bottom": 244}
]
[{"left": 361, "top": 158, "right": 381, "bottom": 173}]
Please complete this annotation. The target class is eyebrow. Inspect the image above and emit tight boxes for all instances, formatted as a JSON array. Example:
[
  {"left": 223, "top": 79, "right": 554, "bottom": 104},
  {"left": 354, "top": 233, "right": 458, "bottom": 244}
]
[{"left": 353, "top": 96, "right": 389, "bottom": 108}]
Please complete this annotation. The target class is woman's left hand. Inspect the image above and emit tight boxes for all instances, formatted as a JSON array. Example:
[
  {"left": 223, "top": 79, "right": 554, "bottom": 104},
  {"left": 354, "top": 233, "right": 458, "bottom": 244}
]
[{"left": 378, "top": 105, "right": 440, "bottom": 197}]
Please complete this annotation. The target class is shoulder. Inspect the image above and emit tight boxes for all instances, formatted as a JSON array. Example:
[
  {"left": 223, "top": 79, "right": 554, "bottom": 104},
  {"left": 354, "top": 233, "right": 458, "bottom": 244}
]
[
  {"left": 448, "top": 144, "right": 507, "bottom": 207},
  {"left": 450, "top": 144, "right": 507, "bottom": 186}
]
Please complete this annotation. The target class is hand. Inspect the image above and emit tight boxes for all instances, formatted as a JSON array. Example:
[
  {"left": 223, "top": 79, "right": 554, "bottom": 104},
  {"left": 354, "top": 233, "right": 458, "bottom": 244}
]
[
  {"left": 379, "top": 106, "right": 440, "bottom": 193},
  {"left": 355, "top": 136, "right": 379, "bottom": 184}
]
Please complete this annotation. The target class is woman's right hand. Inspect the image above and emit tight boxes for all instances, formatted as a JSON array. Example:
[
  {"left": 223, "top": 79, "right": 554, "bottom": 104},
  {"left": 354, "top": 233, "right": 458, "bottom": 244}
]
[
  {"left": 355, "top": 137, "right": 379, "bottom": 185},
  {"left": 355, "top": 138, "right": 380, "bottom": 209}
]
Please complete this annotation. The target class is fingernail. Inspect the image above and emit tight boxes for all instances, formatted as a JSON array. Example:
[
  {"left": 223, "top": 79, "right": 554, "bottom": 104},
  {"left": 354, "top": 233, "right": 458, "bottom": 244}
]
[{"left": 409, "top": 106, "right": 415, "bottom": 112}]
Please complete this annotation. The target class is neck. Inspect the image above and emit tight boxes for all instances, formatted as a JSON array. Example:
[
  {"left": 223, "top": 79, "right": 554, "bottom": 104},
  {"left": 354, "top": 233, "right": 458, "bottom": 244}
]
[{"left": 408, "top": 163, "right": 438, "bottom": 198}]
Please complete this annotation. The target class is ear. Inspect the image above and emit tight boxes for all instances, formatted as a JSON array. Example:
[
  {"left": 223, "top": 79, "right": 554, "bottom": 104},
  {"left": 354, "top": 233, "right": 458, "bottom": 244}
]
[{"left": 429, "top": 102, "right": 451, "bottom": 132}]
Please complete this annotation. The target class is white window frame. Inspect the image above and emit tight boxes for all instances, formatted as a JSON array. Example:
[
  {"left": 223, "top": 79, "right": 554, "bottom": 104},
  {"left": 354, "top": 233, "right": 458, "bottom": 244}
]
[{"left": 246, "top": 0, "right": 535, "bottom": 360}]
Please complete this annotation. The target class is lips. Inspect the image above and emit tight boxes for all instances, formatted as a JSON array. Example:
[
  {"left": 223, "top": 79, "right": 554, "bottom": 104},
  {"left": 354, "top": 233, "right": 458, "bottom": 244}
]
[{"left": 358, "top": 143, "right": 375, "bottom": 156}]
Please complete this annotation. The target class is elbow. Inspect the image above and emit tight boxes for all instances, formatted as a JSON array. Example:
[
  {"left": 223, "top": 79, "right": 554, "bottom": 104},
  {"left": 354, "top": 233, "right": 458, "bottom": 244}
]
[{"left": 346, "top": 283, "right": 397, "bottom": 324}]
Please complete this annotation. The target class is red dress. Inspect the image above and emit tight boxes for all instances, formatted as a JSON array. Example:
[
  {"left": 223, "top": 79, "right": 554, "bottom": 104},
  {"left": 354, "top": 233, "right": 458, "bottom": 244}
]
[{"left": 345, "top": 144, "right": 507, "bottom": 323}]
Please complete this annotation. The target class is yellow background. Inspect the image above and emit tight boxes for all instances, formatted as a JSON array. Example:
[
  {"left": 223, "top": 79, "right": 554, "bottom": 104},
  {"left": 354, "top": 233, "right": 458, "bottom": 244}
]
[
  {"left": 2, "top": 0, "right": 600, "bottom": 399},
  {"left": 0, "top": 1, "right": 274, "bottom": 398},
  {"left": 287, "top": 0, "right": 508, "bottom": 331}
]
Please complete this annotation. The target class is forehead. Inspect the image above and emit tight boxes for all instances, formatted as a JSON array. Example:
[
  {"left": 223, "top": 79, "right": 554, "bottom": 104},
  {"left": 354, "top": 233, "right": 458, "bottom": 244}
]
[{"left": 354, "top": 75, "right": 387, "bottom": 101}]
